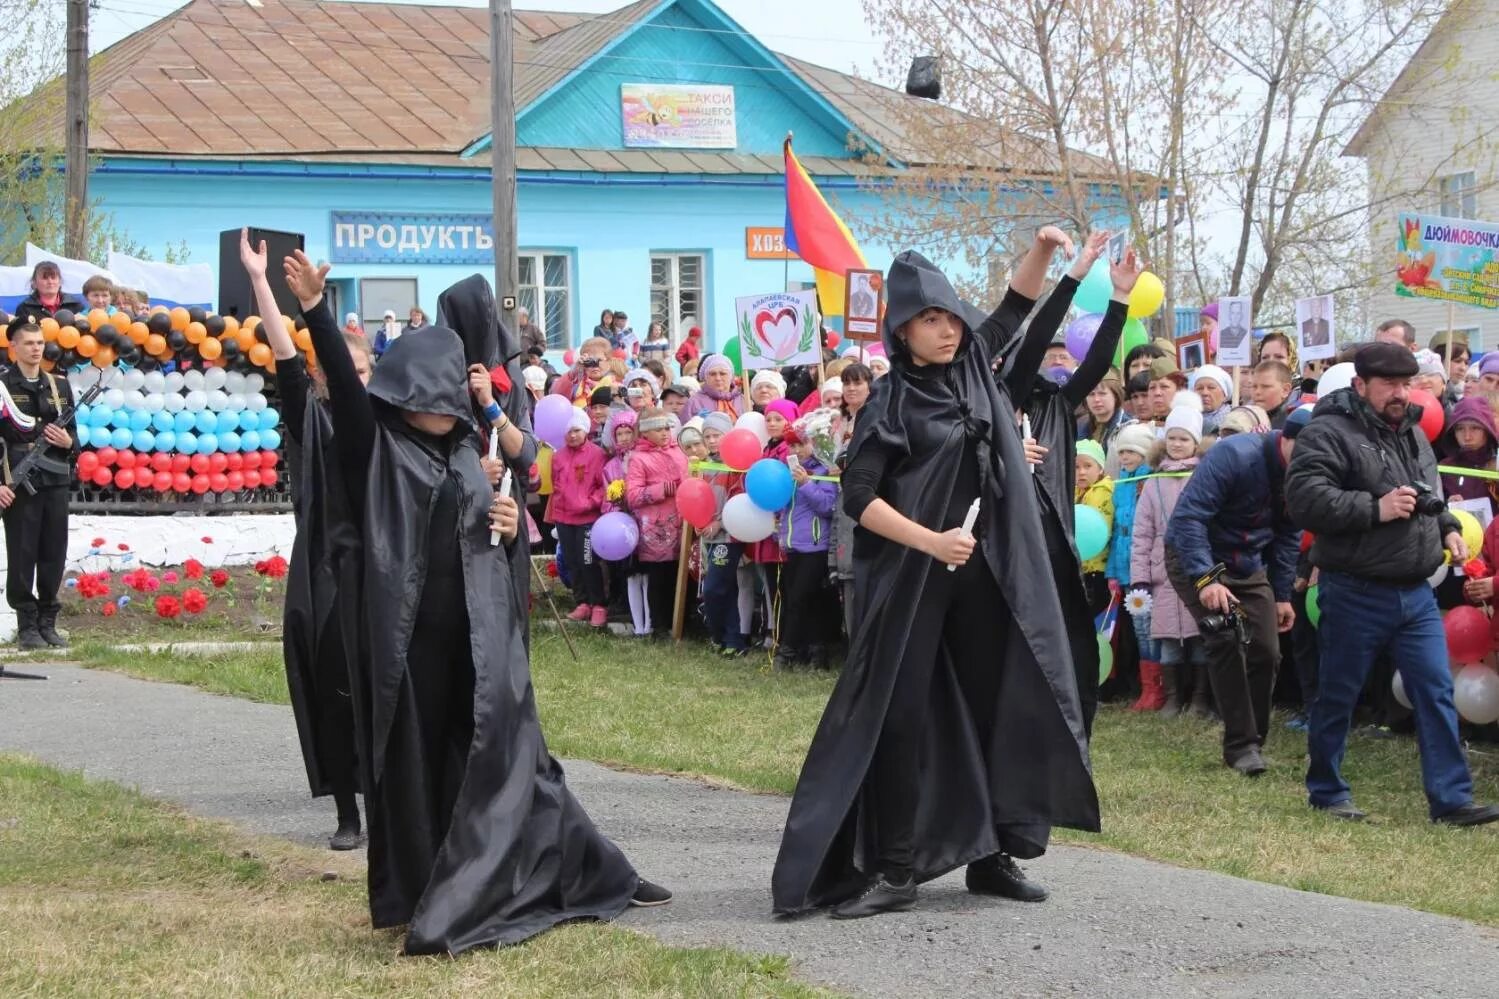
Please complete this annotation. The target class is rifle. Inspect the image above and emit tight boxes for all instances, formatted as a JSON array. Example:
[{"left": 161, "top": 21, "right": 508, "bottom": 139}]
[{"left": 7, "top": 381, "right": 104, "bottom": 496}]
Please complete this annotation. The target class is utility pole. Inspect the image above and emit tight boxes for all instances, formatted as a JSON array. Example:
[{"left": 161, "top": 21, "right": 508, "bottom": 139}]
[
  {"left": 64, "top": 0, "right": 90, "bottom": 258},
  {"left": 489, "top": 0, "right": 518, "bottom": 338}
]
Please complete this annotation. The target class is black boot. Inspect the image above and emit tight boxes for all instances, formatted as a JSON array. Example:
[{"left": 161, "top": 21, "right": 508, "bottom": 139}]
[
  {"left": 966, "top": 853, "right": 1049, "bottom": 902},
  {"left": 830, "top": 874, "right": 917, "bottom": 919},
  {"left": 36, "top": 608, "right": 68, "bottom": 649},
  {"left": 329, "top": 789, "right": 363, "bottom": 850},
  {"left": 1187, "top": 666, "right": 1215, "bottom": 719},
  {"left": 14, "top": 607, "right": 45, "bottom": 651},
  {"left": 1159, "top": 663, "right": 1182, "bottom": 715}
]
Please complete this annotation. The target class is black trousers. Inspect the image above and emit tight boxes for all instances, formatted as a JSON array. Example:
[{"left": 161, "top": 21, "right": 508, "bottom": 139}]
[
  {"left": 4, "top": 484, "right": 68, "bottom": 614},
  {"left": 869, "top": 555, "right": 1006, "bottom": 877},
  {"left": 1166, "top": 548, "right": 1281, "bottom": 763},
  {"left": 557, "top": 523, "right": 604, "bottom": 606},
  {"left": 779, "top": 550, "right": 836, "bottom": 654},
  {"left": 1042, "top": 513, "right": 1098, "bottom": 736},
  {"left": 642, "top": 560, "right": 677, "bottom": 635}
]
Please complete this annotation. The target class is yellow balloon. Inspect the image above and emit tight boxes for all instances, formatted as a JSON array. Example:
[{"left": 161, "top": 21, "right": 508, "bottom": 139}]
[
  {"left": 1453, "top": 508, "right": 1483, "bottom": 557},
  {"left": 1128, "top": 271, "right": 1165, "bottom": 319}
]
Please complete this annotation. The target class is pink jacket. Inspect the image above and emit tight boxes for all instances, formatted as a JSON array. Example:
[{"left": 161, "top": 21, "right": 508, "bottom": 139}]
[
  {"left": 626, "top": 438, "right": 690, "bottom": 562},
  {"left": 547, "top": 440, "right": 607, "bottom": 526},
  {"left": 1129, "top": 456, "right": 1199, "bottom": 640},
  {"left": 747, "top": 439, "right": 791, "bottom": 564}
]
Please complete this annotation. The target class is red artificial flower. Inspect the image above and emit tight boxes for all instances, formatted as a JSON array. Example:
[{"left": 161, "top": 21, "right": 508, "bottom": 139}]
[
  {"left": 256, "top": 555, "right": 288, "bottom": 579},
  {"left": 91, "top": 536, "right": 106, "bottom": 548},
  {"left": 76, "top": 574, "right": 111, "bottom": 600},
  {"left": 1464, "top": 558, "right": 1492, "bottom": 580},
  {"left": 144, "top": 576, "right": 161, "bottom": 593},
  {"left": 162, "top": 571, "right": 179, "bottom": 584},
  {"left": 124, "top": 570, "right": 151, "bottom": 592},
  {"left": 101, "top": 603, "right": 117, "bottom": 617},
  {"left": 201, "top": 536, "right": 214, "bottom": 544},
  {"left": 184, "top": 559, "right": 205, "bottom": 581},
  {"left": 155, "top": 595, "right": 181, "bottom": 619},
  {"left": 117, "top": 543, "right": 130, "bottom": 551},
  {"left": 182, "top": 588, "right": 208, "bottom": 614},
  {"left": 546, "top": 560, "right": 559, "bottom": 578},
  {"left": 210, "top": 569, "right": 230, "bottom": 589}
]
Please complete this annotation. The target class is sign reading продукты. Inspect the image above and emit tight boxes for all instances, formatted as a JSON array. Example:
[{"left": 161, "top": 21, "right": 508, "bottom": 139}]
[
  {"left": 330, "top": 212, "right": 497, "bottom": 265},
  {"left": 1395, "top": 212, "right": 1499, "bottom": 310}
]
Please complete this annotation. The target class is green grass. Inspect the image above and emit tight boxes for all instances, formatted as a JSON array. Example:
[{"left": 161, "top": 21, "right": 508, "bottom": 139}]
[
  {"left": 0, "top": 754, "right": 831, "bottom": 997},
  {"left": 63, "top": 629, "right": 1499, "bottom": 926}
]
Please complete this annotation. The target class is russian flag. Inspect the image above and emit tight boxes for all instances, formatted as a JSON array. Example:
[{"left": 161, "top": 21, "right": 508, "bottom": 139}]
[{"left": 784, "top": 137, "right": 866, "bottom": 317}]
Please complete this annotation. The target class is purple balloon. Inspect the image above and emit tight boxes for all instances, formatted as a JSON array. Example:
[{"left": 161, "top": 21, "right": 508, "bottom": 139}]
[
  {"left": 591, "top": 511, "right": 639, "bottom": 561},
  {"left": 533, "top": 394, "right": 576, "bottom": 449},
  {"left": 1065, "top": 313, "right": 1106, "bottom": 362}
]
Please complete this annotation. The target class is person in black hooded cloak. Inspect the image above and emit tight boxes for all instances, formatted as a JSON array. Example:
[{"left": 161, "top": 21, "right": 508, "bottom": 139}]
[
  {"left": 281, "top": 250, "right": 669, "bottom": 955},
  {"left": 1001, "top": 234, "right": 1134, "bottom": 735},
  {"left": 239, "top": 229, "right": 370, "bottom": 851},
  {"left": 772, "top": 228, "right": 1132, "bottom": 920}
]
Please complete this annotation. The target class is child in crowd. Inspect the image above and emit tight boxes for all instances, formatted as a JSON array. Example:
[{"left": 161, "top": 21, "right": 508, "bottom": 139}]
[
  {"left": 1107, "top": 423, "right": 1160, "bottom": 709},
  {"left": 747, "top": 398, "right": 799, "bottom": 643},
  {"left": 1074, "top": 439, "right": 1115, "bottom": 616},
  {"left": 1439, "top": 395, "right": 1499, "bottom": 516},
  {"left": 588, "top": 386, "right": 613, "bottom": 443},
  {"left": 775, "top": 415, "right": 840, "bottom": 670},
  {"left": 698, "top": 411, "right": 746, "bottom": 654},
  {"left": 600, "top": 410, "right": 642, "bottom": 632},
  {"left": 626, "top": 407, "right": 690, "bottom": 637},
  {"left": 678, "top": 424, "right": 708, "bottom": 462},
  {"left": 548, "top": 408, "right": 608, "bottom": 627},
  {"left": 1130, "top": 393, "right": 1210, "bottom": 716}
]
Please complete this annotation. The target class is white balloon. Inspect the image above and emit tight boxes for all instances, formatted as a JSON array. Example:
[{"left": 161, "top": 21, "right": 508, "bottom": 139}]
[
  {"left": 224, "top": 371, "right": 246, "bottom": 394},
  {"left": 206, "top": 389, "right": 229, "bottom": 411},
  {"left": 185, "top": 390, "right": 208, "bottom": 412},
  {"left": 1392, "top": 671, "right": 1412, "bottom": 710},
  {"left": 163, "top": 371, "right": 185, "bottom": 393},
  {"left": 1427, "top": 561, "right": 1450, "bottom": 589},
  {"left": 163, "top": 391, "right": 186, "bottom": 412},
  {"left": 143, "top": 370, "right": 166, "bottom": 393},
  {"left": 245, "top": 373, "right": 265, "bottom": 393},
  {"left": 72, "top": 366, "right": 102, "bottom": 390},
  {"left": 121, "top": 390, "right": 145, "bottom": 411},
  {"left": 121, "top": 367, "right": 146, "bottom": 391},
  {"left": 144, "top": 392, "right": 165, "bottom": 413},
  {"left": 1453, "top": 663, "right": 1499, "bottom": 724},
  {"left": 103, "top": 388, "right": 125, "bottom": 410},
  {"left": 246, "top": 392, "right": 268, "bottom": 413},
  {"left": 722, "top": 493, "right": 776, "bottom": 542},
  {"left": 736, "top": 411, "right": 770, "bottom": 448},
  {"left": 183, "top": 369, "right": 205, "bottom": 391},
  {"left": 203, "top": 366, "right": 227, "bottom": 390},
  {"left": 225, "top": 393, "right": 247, "bottom": 413},
  {"left": 1316, "top": 362, "right": 1356, "bottom": 398}
]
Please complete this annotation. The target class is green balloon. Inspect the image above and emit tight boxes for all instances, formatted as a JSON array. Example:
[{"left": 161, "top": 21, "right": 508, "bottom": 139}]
[
  {"left": 1075, "top": 504, "right": 1109, "bottom": 561},
  {"left": 722, "top": 336, "right": 743, "bottom": 374},
  {"left": 1112, "top": 318, "right": 1149, "bottom": 370},
  {"left": 1097, "top": 632, "right": 1114, "bottom": 683},
  {"left": 1306, "top": 583, "right": 1321, "bottom": 628},
  {"left": 1075, "top": 257, "right": 1113, "bottom": 314}
]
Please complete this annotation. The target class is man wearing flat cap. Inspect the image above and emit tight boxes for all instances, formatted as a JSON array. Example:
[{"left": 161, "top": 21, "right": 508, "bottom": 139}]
[{"left": 1287, "top": 340, "right": 1498, "bottom": 827}]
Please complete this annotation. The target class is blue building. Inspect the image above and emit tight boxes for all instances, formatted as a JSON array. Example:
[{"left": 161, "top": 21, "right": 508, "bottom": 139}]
[{"left": 44, "top": 0, "right": 1121, "bottom": 353}]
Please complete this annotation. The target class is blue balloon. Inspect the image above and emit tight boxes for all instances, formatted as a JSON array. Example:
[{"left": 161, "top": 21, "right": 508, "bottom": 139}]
[
  {"left": 128, "top": 409, "right": 152, "bottom": 432},
  {"left": 260, "top": 428, "right": 281, "bottom": 451},
  {"left": 745, "top": 458, "right": 795, "bottom": 512},
  {"left": 261, "top": 408, "right": 280, "bottom": 431},
  {"left": 197, "top": 432, "right": 218, "bottom": 454},
  {"left": 76, "top": 404, "right": 91, "bottom": 424},
  {"left": 152, "top": 411, "right": 175, "bottom": 432},
  {"left": 1075, "top": 504, "right": 1110, "bottom": 561},
  {"left": 173, "top": 410, "right": 196, "bottom": 434},
  {"left": 154, "top": 430, "right": 176, "bottom": 453},
  {"left": 219, "top": 430, "right": 240, "bottom": 453},
  {"left": 176, "top": 431, "right": 198, "bottom": 455},
  {"left": 216, "top": 410, "right": 237, "bottom": 432},
  {"left": 239, "top": 429, "right": 261, "bottom": 452},
  {"left": 132, "top": 429, "right": 155, "bottom": 452},
  {"left": 76, "top": 424, "right": 91, "bottom": 446},
  {"left": 90, "top": 406, "right": 112, "bottom": 428},
  {"left": 110, "top": 427, "right": 132, "bottom": 450},
  {"left": 195, "top": 411, "right": 218, "bottom": 434},
  {"left": 1074, "top": 257, "right": 1114, "bottom": 314}
]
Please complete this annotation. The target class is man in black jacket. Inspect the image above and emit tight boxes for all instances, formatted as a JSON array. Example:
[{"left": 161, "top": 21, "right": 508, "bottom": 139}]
[{"left": 1286, "top": 342, "right": 1498, "bottom": 826}]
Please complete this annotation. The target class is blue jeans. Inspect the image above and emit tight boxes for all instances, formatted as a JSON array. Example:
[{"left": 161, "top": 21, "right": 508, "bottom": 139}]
[
  {"left": 701, "top": 541, "right": 745, "bottom": 650},
  {"left": 1308, "top": 572, "right": 1472, "bottom": 818}
]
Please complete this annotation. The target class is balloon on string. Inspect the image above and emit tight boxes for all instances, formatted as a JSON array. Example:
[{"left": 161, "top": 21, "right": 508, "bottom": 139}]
[
  {"left": 736, "top": 411, "right": 770, "bottom": 448},
  {"left": 745, "top": 458, "right": 794, "bottom": 511},
  {"left": 1128, "top": 272, "right": 1165, "bottom": 319},
  {"left": 591, "top": 511, "right": 640, "bottom": 560},
  {"left": 1073, "top": 257, "right": 1114, "bottom": 314},
  {"left": 1097, "top": 632, "right": 1114, "bottom": 683},
  {"left": 1075, "top": 505, "right": 1109, "bottom": 560},
  {"left": 675, "top": 478, "right": 716, "bottom": 530},
  {"left": 722, "top": 493, "right": 775, "bottom": 542},
  {"left": 1065, "top": 313, "right": 1105, "bottom": 362},
  {"left": 1453, "top": 509, "right": 1484, "bottom": 558},
  {"left": 720, "top": 428, "right": 761, "bottom": 471},
  {"left": 722, "top": 336, "right": 743, "bottom": 374},
  {"left": 1316, "top": 362, "right": 1356, "bottom": 397},
  {"left": 1408, "top": 388, "right": 1445, "bottom": 443},
  {"left": 533, "top": 395, "right": 575, "bottom": 449},
  {"left": 1453, "top": 663, "right": 1499, "bottom": 724},
  {"left": 1112, "top": 319, "right": 1149, "bottom": 370},
  {"left": 1444, "top": 605, "right": 1492, "bottom": 663}
]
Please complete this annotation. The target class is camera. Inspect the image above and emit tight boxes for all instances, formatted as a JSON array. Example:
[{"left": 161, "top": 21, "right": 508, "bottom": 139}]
[
  {"left": 1199, "top": 605, "right": 1250, "bottom": 646},
  {"left": 581, "top": 356, "right": 602, "bottom": 368},
  {"left": 1411, "top": 482, "right": 1447, "bottom": 517}
]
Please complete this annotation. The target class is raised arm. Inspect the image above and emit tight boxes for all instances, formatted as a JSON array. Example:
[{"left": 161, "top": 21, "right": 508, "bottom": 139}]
[
  {"left": 1064, "top": 245, "right": 1143, "bottom": 406},
  {"left": 241, "top": 229, "right": 308, "bottom": 446},
  {"left": 1003, "top": 230, "right": 1109, "bottom": 399}
]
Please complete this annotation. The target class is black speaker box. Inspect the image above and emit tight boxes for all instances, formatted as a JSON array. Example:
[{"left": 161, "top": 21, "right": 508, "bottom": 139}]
[{"left": 218, "top": 228, "right": 305, "bottom": 318}]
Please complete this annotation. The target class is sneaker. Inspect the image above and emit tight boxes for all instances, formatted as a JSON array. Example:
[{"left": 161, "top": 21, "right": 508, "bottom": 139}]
[
  {"left": 830, "top": 875, "right": 917, "bottom": 919},
  {"left": 630, "top": 878, "right": 673, "bottom": 907},
  {"left": 720, "top": 646, "right": 748, "bottom": 659},
  {"left": 1311, "top": 800, "right": 1367, "bottom": 822},
  {"left": 1285, "top": 713, "right": 1309, "bottom": 733},
  {"left": 1433, "top": 802, "right": 1499, "bottom": 827},
  {"left": 567, "top": 604, "right": 592, "bottom": 622},
  {"left": 1227, "top": 747, "right": 1267, "bottom": 778},
  {"left": 966, "top": 854, "right": 1049, "bottom": 902},
  {"left": 589, "top": 606, "right": 609, "bottom": 628}
]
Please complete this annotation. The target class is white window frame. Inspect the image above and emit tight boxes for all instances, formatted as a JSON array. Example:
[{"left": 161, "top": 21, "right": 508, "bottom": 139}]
[
  {"left": 1439, "top": 171, "right": 1478, "bottom": 219},
  {"left": 650, "top": 252, "right": 706, "bottom": 344},
  {"left": 518, "top": 250, "right": 573, "bottom": 349}
]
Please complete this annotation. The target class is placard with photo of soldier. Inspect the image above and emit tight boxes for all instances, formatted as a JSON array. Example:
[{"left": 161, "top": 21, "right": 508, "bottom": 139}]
[{"left": 1295, "top": 294, "right": 1335, "bottom": 361}]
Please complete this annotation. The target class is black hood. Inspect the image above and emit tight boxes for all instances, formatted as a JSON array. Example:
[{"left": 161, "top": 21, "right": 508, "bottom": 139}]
[
  {"left": 882, "top": 250, "right": 977, "bottom": 367},
  {"left": 366, "top": 325, "right": 472, "bottom": 422},
  {"left": 437, "top": 274, "right": 521, "bottom": 370}
]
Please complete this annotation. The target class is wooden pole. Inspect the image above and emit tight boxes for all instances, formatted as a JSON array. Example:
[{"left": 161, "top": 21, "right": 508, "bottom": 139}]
[
  {"left": 489, "top": 0, "right": 519, "bottom": 334},
  {"left": 63, "top": 0, "right": 89, "bottom": 258},
  {"left": 1446, "top": 301, "right": 1457, "bottom": 386},
  {"left": 1231, "top": 364, "right": 1241, "bottom": 406},
  {"left": 672, "top": 519, "right": 694, "bottom": 642}
]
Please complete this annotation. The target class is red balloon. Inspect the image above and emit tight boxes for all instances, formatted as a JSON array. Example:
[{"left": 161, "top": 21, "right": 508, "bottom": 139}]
[
  {"left": 563, "top": 349, "right": 576, "bottom": 366},
  {"left": 113, "top": 467, "right": 136, "bottom": 490},
  {"left": 226, "top": 452, "right": 244, "bottom": 471},
  {"left": 1445, "top": 605, "right": 1492, "bottom": 663},
  {"left": 225, "top": 470, "right": 245, "bottom": 491},
  {"left": 261, "top": 468, "right": 278, "bottom": 488},
  {"left": 116, "top": 449, "right": 136, "bottom": 470},
  {"left": 208, "top": 452, "right": 228, "bottom": 474},
  {"left": 154, "top": 471, "right": 174, "bottom": 492},
  {"left": 826, "top": 331, "right": 841, "bottom": 349},
  {"left": 720, "top": 428, "right": 761, "bottom": 471},
  {"left": 151, "top": 452, "right": 172, "bottom": 472},
  {"left": 173, "top": 472, "right": 192, "bottom": 492},
  {"left": 96, "top": 446, "right": 118, "bottom": 468},
  {"left": 244, "top": 450, "right": 263, "bottom": 470},
  {"left": 190, "top": 473, "right": 211, "bottom": 495},
  {"left": 1410, "top": 388, "right": 1445, "bottom": 443},
  {"left": 243, "top": 469, "right": 263, "bottom": 489},
  {"left": 210, "top": 472, "right": 229, "bottom": 493},
  {"left": 190, "top": 453, "right": 210, "bottom": 475},
  {"left": 77, "top": 452, "right": 99, "bottom": 477},
  {"left": 91, "top": 466, "right": 113, "bottom": 487},
  {"left": 171, "top": 454, "right": 191, "bottom": 474},
  {"left": 674, "top": 477, "right": 717, "bottom": 530},
  {"left": 260, "top": 450, "right": 278, "bottom": 470},
  {"left": 612, "top": 348, "right": 626, "bottom": 360}
]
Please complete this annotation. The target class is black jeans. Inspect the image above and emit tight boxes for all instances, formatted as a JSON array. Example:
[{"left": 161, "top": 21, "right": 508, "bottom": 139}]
[
  {"left": 557, "top": 523, "right": 604, "bottom": 606},
  {"left": 779, "top": 550, "right": 836, "bottom": 655},
  {"left": 1166, "top": 548, "right": 1281, "bottom": 763},
  {"left": 4, "top": 484, "right": 68, "bottom": 614},
  {"left": 642, "top": 560, "right": 677, "bottom": 635}
]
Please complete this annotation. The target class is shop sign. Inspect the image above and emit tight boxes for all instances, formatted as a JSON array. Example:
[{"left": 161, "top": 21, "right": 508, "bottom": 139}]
[
  {"left": 622, "top": 84, "right": 737, "bottom": 149},
  {"left": 745, "top": 227, "right": 798, "bottom": 260},
  {"left": 330, "top": 211, "right": 495, "bottom": 265}
]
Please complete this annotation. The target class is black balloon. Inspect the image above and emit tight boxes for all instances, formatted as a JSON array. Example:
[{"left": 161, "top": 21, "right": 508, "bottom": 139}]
[
  {"left": 72, "top": 315, "right": 91, "bottom": 334},
  {"left": 187, "top": 306, "right": 207, "bottom": 325},
  {"left": 254, "top": 324, "right": 269, "bottom": 344},
  {"left": 147, "top": 312, "right": 172, "bottom": 335},
  {"left": 220, "top": 337, "right": 240, "bottom": 358},
  {"left": 57, "top": 349, "right": 78, "bottom": 368},
  {"left": 43, "top": 342, "right": 61, "bottom": 362},
  {"left": 166, "top": 330, "right": 187, "bottom": 352},
  {"left": 205, "top": 315, "right": 226, "bottom": 336},
  {"left": 53, "top": 309, "right": 76, "bottom": 328}
]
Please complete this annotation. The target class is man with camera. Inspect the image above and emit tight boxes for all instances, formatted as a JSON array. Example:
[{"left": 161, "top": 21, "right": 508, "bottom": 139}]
[
  {"left": 1164, "top": 410, "right": 1306, "bottom": 776},
  {"left": 1286, "top": 342, "right": 1498, "bottom": 826}
]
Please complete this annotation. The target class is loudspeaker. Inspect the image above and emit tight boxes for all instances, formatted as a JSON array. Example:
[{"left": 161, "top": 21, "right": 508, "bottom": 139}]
[{"left": 218, "top": 228, "right": 305, "bottom": 318}]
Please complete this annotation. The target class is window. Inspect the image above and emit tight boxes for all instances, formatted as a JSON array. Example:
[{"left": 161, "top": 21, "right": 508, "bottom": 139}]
[
  {"left": 1448, "top": 325, "right": 1482, "bottom": 353},
  {"left": 358, "top": 277, "right": 417, "bottom": 327},
  {"left": 1439, "top": 171, "right": 1477, "bottom": 219},
  {"left": 518, "top": 252, "right": 571, "bottom": 349},
  {"left": 650, "top": 253, "right": 705, "bottom": 344}
]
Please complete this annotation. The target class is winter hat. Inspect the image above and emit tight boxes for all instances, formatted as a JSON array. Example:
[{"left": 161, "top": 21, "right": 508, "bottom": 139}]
[
  {"left": 764, "top": 399, "right": 800, "bottom": 425},
  {"left": 1164, "top": 391, "right": 1204, "bottom": 443},
  {"left": 750, "top": 369, "right": 787, "bottom": 397},
  {"left": 1281, "top": 403, "right": 1315, "bottom": 439},
  {"left": 701, "top": 411, "right": 734, "bottom": 436},
  {"left": 1076, "top": 439, "right": 1107, "bottom": 470},
  {"left": 1355, "top": 342, "right": 1419, "bottom": 380},
  {"left": 1481, "top": 353, "right": 1499, "bottom": 378},
  {"left": 623, "top": 368, "right": 661, "bottom": 395},
  {"left": 602, "top": 409, "right": 638, "bottom": 452},
  {"left": 868, "top": 355, "right": 890, "bottom": 375},
  {"left": 1220, "top": 405, "right": 1269, "bottom": 436},
  {"left": 678, "top": 376, "right": 701, "bottom": 394},
  {"left": 677, "top": 425, "right": 704, "bottom": 451},
  {"left": 698, "top": 353, "right": 734, "bottom": 378},
  {"left": 589, "top": 385, "right": 613, "bottom": 407},
  {"left": 820, "top": 377, "right": 844, "bottom": 400},
  {"left": 661, "top": 382, "right": 691, "bottom": 400},
  {"left": 567, "top": 407, "right": 591, "bottom": 434},
  {"left": 1113, "top": 422, "right": 1157, "bottom": 458},
  {"left": 682, "top": 415, "right": 705, "bottom": 434},
  {"left": 522, "top": 365, "right": 547, "bottom": 390},
  {"left": 1415, "top": 349, "right": 1445, "bottom": 378},
  {"left": 1191, "top": 364, "right": 1233, "bottom": 399}
]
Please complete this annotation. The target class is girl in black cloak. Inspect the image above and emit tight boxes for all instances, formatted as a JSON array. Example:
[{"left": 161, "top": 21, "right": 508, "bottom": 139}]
[
  {"left": 281, "top": 251, "right": 669, "bottom": 955},
  {"left": 773, "top": 229, "right": 1137, "bottom": 920}
]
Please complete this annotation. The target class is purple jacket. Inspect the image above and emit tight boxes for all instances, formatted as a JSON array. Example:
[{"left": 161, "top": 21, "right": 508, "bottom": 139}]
[
  {"left": 1439, "top": 394, "right": 1499, "bottom": 511},
  {"left": 779, "top": 457, "right": 838, "bottom": 554}
]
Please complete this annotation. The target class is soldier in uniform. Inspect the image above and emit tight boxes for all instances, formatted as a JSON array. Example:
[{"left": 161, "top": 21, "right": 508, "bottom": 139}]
[{"left": 0, "top": 320, "right": 76, "bottom": 650}]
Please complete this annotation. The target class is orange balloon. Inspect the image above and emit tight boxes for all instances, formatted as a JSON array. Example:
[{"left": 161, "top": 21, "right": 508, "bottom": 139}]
[
  {"left": 128, "top": 321, "right": 149, "bottom": 345},
  {"left": 235, "top": 327, "right": 255, "bottom": 353},
  {"left": 41, "top": 358, "right": 54, "bottom": 372},
  {"left": 282, "top": 315, "right": 296, "bottom": 336},
  {"left": 248, "top": 343, "right": 272, "bottom": 368},
  {"left": 76, "top": 333, "right": 98, "bottom": 358},
  {"left": 198, "top": 335, "right": 222, "bottom": 360},
  {"left": 40, "top": 317, "right": 59, "bottom": 341},
  {"left": 242, "top": 316, "right": 261, "bottom": 334},
  {"left": 92, "top": 345, "right": 116, "bottom": 368},
  {"left": 87, "top": 308, "right": 110, "bottom": 329},
  {"left": 145, "top": 333, "right": 167, "bottom": 356},
  {"left": 221, "top": 315, "right": 240, "bottom": 336},
  {"left": 57, "top": 325, "right": 80, "bottom": 349},
  {"left": 109, "top": 310, "right": 131, "bottom": 331},
  {"left": 185, "top": 321, "right": 207, "bottom": 344},
  {"left": 169, "top": 307, "right": 190, "bottom": 331},
  {"left": 293, "top": 328, "right": 312, "bottom": 352},
  {"left": 0, "top": 326, "right": 8, "bottom": 348},
  {"left": 305, "top": 347, "right": 317, "bottom": 368},
  {"left": 150, "top": 304, "right": 169, "bottom": 316}
]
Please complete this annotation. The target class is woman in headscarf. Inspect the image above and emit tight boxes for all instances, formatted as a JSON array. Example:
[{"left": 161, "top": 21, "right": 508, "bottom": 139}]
[{"left": 686, "top": 353, "right": 744, "bottom": 418}]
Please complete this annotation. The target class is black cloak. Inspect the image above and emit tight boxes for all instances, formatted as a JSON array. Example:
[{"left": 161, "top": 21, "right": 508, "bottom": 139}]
[
  {"left": 310, "top": 307, "right": 636, "bottom": 955},
  {"left": 771, "top": 252, "right": 1101, "bottom": 915}
]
